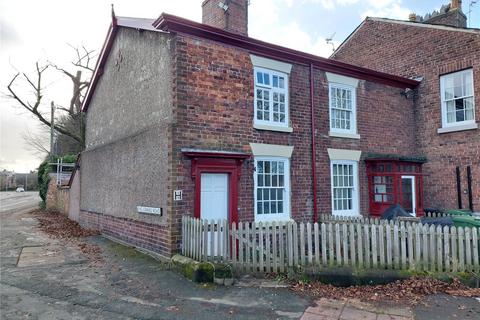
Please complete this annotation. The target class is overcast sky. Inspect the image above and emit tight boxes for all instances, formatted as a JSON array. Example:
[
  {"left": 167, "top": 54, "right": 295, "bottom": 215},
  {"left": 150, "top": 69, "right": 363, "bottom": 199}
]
[{"left": 1, "top": 0, "right": 479, "bottom": 173}]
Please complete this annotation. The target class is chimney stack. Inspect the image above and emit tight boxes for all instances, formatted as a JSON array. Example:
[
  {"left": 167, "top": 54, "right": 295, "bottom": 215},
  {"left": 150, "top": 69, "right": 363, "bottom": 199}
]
[
  {"left": 410, "top": 0, "right": 467, "bottom": 28},
  {"left": 202, "top": 0, "right": 249, "bottom": 36},
  {"left": 451, "top": 0, "right": 462, "bottom": 10}
]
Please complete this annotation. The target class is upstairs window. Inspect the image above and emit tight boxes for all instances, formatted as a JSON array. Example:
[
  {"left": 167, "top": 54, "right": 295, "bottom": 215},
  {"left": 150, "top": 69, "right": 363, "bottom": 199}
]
[
  {"left": 329, "top": 84, "right": 357, "bottom": 134},
  {"left": 440, "top": 69, "right": 475, "bottom": 127},
  {"left": 254, "top": 67, "right": 289, "bottom": 127}
]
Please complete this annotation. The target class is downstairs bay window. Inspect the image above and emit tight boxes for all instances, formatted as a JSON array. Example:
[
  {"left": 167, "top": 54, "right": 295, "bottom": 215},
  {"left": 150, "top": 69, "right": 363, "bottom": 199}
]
[{"left": 254, "top": 157, "right": 290, "bottom": 221}]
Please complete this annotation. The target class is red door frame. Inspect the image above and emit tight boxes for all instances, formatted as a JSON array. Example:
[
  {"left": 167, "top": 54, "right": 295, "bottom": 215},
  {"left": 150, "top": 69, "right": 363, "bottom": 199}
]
[
  {"left": 183, "top": 151, "right": 250, "bottom": 225},
  {"left": 366, "top": 160, "right": 424, "bottom": 217}
]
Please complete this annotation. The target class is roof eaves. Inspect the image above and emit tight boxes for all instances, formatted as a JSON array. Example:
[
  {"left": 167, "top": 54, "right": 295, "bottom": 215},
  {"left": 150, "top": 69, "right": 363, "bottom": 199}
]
[
  {"left": 331, "top": 18, "right": 368, "bottom": 59},
  {"left": 81, "top": 22, "right": 117, "bottom": 112},
  {"left": 154, "top": 13, "right": 419, "bottom": 89},
  {"left": 368, "top": 17, "right": 480, "bottom": 34}
]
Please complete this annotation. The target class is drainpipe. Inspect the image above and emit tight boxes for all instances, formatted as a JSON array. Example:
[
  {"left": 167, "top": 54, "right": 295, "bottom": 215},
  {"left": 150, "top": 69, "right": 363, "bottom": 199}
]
[{"left": 310, "top": 63, "right": 319, "bottom": 223}]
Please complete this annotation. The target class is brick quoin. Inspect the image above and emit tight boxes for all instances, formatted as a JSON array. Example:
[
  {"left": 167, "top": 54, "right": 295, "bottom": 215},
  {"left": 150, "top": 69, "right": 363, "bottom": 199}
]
[{"left": 332, "top": 18, "right": 480, "bottom": 211}]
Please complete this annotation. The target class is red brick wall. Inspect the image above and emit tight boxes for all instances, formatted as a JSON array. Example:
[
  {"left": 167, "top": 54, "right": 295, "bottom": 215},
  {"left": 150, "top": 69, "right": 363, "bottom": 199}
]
[
  {"left": 202, "top": 0, "right": 248, "bottom": 35},
  {"left": 168, "top": 33, "right": 416, "bottom": 251},
  {"left": 80, "top": 210, "right": 171, "bottom": 258},
  {"left": 313, "top": 74, "right": 417, "bottom": 214},
  {"left": 332, "top": 19, "right": 480, "bottom": 211}
]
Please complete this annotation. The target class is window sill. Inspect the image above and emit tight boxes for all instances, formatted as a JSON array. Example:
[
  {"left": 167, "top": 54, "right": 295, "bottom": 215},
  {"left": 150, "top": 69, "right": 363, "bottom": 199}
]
[
  {"left": 253, "top": 123, "right": 293, "bottom": 133},
  {"left": 328, "top": 131, "right": 361, "bottom": 139},
  {"left": 437, "top": 122, "right": 478, "bottom": 134}
]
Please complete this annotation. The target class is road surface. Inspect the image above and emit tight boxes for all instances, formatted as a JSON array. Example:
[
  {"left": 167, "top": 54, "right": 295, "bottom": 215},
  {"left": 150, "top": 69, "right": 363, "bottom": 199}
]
[{"left": 0, "top": 191, "right": 39, "bottom": 213}]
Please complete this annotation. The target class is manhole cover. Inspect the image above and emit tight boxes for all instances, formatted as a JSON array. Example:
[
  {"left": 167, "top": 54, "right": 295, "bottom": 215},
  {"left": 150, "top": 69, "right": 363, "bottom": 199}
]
[{"left": 17, "top": 246, "right": 65, "bottom": 267}]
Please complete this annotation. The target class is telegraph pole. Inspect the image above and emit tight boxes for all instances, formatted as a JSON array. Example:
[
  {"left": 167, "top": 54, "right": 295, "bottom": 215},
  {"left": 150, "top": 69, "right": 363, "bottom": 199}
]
[{"left": 50, "top": 101, "right": 55, "bottom": 159}]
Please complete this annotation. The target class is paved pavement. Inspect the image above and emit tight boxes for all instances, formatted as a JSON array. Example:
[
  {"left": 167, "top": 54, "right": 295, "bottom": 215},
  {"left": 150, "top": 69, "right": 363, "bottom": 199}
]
[
  {"left": 301, "top": 298, "right": 413, "bottom": 320},
  {"left": 0, "top": 191, "right": 40, "bottom": 213},
  {"left": 1, "top": 201, "right": 479, "bottom": 319},
  {"left": 0, "top": 208, "right": 309, "bottom": 319}
]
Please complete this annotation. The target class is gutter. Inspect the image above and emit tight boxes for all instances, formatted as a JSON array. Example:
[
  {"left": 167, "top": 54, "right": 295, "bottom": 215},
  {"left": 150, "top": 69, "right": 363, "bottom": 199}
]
[{"left": 310, "top": 64, "right": 318, "bottom": 223}]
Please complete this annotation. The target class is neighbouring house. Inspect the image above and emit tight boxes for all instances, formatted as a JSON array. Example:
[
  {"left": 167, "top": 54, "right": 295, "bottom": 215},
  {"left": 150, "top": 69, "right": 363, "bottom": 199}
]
[
  {"left": 331, "top": 0, "right": 479, "bottom": 214},
  {"left": 77, "top": 0, "right": 474, "bottom": 259}
]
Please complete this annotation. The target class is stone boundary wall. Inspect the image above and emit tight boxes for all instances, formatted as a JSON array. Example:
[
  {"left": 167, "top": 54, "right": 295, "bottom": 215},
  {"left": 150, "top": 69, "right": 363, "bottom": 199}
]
[{"left": 46, "top": 177, "right": 70, "bottom": 215}]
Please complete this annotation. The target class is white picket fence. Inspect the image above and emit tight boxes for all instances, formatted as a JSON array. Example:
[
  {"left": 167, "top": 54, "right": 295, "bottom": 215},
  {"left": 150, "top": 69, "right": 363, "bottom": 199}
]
[{"left": 182, "top": 216, "right": 480, "bottom": 274}]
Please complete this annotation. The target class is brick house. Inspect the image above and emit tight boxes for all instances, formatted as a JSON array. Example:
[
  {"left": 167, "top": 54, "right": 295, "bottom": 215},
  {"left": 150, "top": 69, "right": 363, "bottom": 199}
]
[
  {"left": 331, "top": 0, "right": 479, "bottom": 215},
  {"left": 79, "top": 0, "right": 440, "bottom": 258}
]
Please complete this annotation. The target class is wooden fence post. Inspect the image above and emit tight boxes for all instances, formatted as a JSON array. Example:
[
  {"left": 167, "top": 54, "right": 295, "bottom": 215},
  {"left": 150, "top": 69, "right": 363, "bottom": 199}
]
[
  {"left": 328, "top": 223, "right": 335, "bottom": 266},
  {"left": 287, "top": 222, "right": 293, "bottom": 267},
  {"left": 335, "top": 223, "right": 341, "bottom": 266},
  {"left": 265, "top": 222, "right": 271, "bottom": 273},
  {"left": 279, "top": 222, "right": 285, "bottom": 273},
  {"left": 436, "top": 225, "right": 443, "bottom": 272},
  {"left": 342, "top": 224, "right": 349, "bottom": 266},
  {"left": 357, "top": 224, "right": 364, "bottom": 268},
  {"left": 443, "top": 225, "right": 450, "bottom": 272},
  {"left": 465, "top": 227, "right": 472, "bottom": 272},
  {"left": 321, "top": 223, "right": 327, "bottom": 266},
  {"left": 314, "top": 222, "right": 320, "bottom": 266},
  {"left": 472, "top": 227, "right": 479, "bottom": 273},
  {"left": 458, "top": 227, "right": 465, "bottom": 272},
  {"left": 349, "top": 223, "right": 356, "bottom": 267},
  {"left": 378, "top": 224, "right": 385, "bottom": 268},
  {"left": 371, "top": 224, "right": 378, "bottom": 268},
  {"left": 307, "top": 222, "right": 313, "bottom": 265},
  {"left": 293, "top": 222, "right": 299, "bottom": 267},
  {"left": 238, "top": 222, "right": 244, "bottom": 270},
  {"left": 364, "top": 224, "right": 371, "bottom": 269},
  {"left": 272, "top": 221, "right": 278, "bottom": 273}
]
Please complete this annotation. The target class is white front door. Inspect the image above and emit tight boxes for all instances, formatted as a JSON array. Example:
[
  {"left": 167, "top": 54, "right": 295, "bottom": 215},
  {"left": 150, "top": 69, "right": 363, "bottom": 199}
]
[
  {"left": 201, "top": 173, "right": 229, "bottom": 256},
  {"left": 200, "top": 173, "right": 229, "bottom": 220},
  {"left": 401, "top": 176, "right": 416, "bottom": 217}
]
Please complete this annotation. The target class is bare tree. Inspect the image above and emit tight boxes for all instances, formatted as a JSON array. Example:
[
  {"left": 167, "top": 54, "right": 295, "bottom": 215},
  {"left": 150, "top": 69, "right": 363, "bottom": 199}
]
[
  {"left": 6, "top": 46, "right": 96, "bottom": 153},
  {"left": 21, "top": 127, "right": 50, "bottom": 155}
]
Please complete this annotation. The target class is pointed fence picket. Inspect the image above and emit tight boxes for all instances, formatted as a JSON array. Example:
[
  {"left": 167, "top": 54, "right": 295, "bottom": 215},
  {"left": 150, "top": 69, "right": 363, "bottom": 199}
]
[{"left": 181, "top": 216, "right": 480, "bottom": 274}]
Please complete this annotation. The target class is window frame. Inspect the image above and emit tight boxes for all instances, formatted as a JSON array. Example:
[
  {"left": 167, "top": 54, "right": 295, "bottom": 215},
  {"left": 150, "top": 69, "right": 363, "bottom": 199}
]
[
  {"left": 328, "top": 83, "right": 357, "bottom": 135},
  {"left": 330, "top": 160, "right": 360, "bottom": 216},
  {"left": 253, "top": 156, "right": 291, "bottom": 222},
  {"left": 440, "top": 69, "right": 476, "bottom": 129},
  {"left": 253, "top": 67, "right": 289, "bottom": 129}
]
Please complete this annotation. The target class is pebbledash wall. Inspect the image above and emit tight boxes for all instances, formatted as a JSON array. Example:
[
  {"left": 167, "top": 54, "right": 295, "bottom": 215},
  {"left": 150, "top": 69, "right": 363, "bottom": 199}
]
[
  {"left": 332, "top": 18, "right": 480, "bottom": 211},
  {"left": 79, "top": 27, "right": 175, "bottom": 257},
  {"left": 169, "top": 33, "right": 416, "bottom": 253}
]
